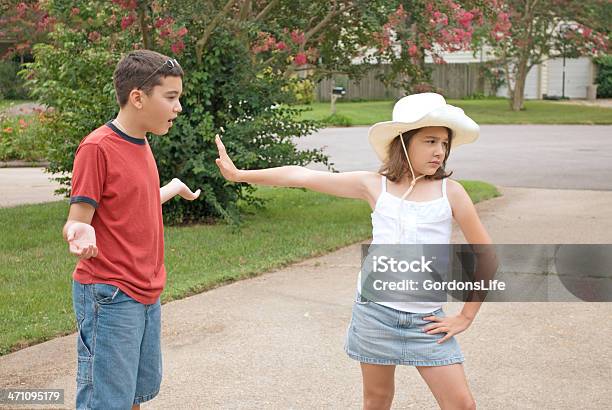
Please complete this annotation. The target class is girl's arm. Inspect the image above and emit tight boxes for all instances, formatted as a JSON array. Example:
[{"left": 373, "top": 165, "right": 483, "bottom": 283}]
[
  {"left": 447, "top": 179, "right": 495, "bottom": 321},
  {"left": 215, "top": 135, "right": 378, "bottom": 204}
]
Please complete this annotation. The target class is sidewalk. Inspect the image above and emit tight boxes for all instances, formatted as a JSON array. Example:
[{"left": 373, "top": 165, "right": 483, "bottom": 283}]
[
  {"left": 557, "top": 98, "right": 612, "bottom": 108},
  {"left": 0, "top": 168, "right": 63, "bottom": 208},
  {"left": 1, "top": 186, "right": 611, "bottom": 409}
]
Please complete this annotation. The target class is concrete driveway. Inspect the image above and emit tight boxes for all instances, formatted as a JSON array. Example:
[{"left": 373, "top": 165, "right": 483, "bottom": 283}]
[{"left": 1, "top": 187, "right": 611, "bottom": 409}]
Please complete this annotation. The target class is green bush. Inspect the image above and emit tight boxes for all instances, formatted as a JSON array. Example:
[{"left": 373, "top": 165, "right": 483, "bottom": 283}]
[
  {"left": 594, "top": 55, "right": 612, "bottom": 98},
  {"left": 24, "top": 5, "right": 329, "bottom": 224},
  {"left": 0, "top": 60, "right": 30, "bottom": 100},
  {"left": 284, "top": 78, "right": 316, "bottom": 105},
  {"left": 322, "top": 113, "right": 353, "bottom": 126}
]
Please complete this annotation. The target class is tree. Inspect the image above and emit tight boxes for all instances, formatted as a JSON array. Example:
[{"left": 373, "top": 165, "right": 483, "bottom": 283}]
[
  {"left": 24, "top": 0, "right": 328, "bottom": 224},
  {"left": 21, "top": 0, "right": 493, "bottom": 223},
  {"left": 369, "top": 0, "right": 486, "bottom": 92},
  {"left": 0, "top": 0, "right": 54, "bottom": 62},
  {"left": 471, "top": 0, "right": 609, "bottom": 111}
]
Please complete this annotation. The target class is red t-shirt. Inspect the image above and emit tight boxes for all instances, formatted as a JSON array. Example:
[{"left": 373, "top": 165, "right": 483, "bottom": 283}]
[{"left": 70, "top": 122, "right": 165, "bottom": 304}]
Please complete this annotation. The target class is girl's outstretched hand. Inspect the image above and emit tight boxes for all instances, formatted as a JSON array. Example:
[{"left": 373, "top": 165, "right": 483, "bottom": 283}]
[
  {"left": 421, "top": 313, "right": 473, "bottom": 344},
  {"left": 215, "top": 134, "right": 241, "bottom": 182}
]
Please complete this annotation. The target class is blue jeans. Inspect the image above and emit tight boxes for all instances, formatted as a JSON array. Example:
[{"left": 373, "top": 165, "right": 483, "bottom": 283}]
[{"left": 72, "top": 280, "right": 162, "bottom": 409}]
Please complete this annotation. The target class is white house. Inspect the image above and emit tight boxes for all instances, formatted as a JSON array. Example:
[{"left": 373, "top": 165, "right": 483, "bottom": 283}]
[{"left": 425, "top": 48, "right": 597, "bottom": 99}]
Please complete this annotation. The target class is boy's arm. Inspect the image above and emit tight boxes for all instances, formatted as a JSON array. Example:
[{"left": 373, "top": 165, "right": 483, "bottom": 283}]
[
  {"left": 63, "top": 203, "right": 98, "bottom": 259},
  {"left": 160, "top": 178, "right": 201, "bottom": 204},
  {"left": 214, "top": 135, "right": 376, "bottom": 203}
]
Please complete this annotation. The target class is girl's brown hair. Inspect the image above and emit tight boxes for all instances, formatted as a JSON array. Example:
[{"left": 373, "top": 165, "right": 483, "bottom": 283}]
[{"left": 379, "top": 127, "right": 453, "bottom": 182}]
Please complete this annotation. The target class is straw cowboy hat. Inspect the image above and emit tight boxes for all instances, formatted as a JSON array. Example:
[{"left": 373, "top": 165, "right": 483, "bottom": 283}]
[{"left": 368, "top": 92, "right": 480, "bottom": 162}]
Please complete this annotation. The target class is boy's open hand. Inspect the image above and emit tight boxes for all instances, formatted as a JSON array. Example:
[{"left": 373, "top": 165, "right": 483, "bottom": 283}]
[
  {"left": 215, "top": 135, "right": 241, "bottom": 182},
  {"left": 171, "top": 178, "right": 201, "bottom": 201},
  {"left": 66, "top": 222, "right": 98, "bottom": 259}
]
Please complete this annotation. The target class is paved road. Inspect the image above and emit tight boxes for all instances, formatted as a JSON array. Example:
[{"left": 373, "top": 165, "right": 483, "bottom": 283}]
[
  {"left": 295, "top": 125, "right": 612, "bottom": 191},
  {"left": 1, "top": 125, "right": 611, "bottom": 208},
  {"left": 1, "top": 187, "right": 611, "bottom": 409}
]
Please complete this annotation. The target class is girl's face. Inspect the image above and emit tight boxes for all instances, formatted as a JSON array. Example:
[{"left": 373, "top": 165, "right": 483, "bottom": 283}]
[{"left": 407, "top": 126, "right": 449, "bottom": 177}]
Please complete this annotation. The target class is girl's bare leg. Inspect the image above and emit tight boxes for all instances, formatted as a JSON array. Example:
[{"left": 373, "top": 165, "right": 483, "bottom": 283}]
[
  {"left": 360, "top": 363, "right": 396, "bottom": 410},
  {"left": 416, "top": 364, "right": 475, "bottom": 410}
]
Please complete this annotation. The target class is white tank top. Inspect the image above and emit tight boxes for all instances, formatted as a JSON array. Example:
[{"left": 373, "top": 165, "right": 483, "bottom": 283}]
[{"left": 357, "top": 175, "right": 452, "bottom": 313}]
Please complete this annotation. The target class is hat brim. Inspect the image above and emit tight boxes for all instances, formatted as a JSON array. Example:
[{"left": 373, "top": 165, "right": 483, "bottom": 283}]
[{"left": 368, "top": 105, "right": 479, "bottom": 162}]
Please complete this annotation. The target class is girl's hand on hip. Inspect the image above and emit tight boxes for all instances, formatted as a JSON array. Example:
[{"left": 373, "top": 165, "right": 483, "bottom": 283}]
[
  {"left": 215, "top": 134, "right": 241, "bottom": 182},
  {"left": 422, "top": 313, "right": 473, "bottom": 344}
]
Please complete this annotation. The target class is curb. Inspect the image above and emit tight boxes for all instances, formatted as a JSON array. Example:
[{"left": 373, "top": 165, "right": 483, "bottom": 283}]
[{"left": 0, "top": 160, "right": 49, "bottom": 168}]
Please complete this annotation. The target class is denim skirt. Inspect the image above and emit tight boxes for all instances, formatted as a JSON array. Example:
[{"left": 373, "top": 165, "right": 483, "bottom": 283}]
[{"left": 344, "top": 295, "right": 465, "bottom": 366}]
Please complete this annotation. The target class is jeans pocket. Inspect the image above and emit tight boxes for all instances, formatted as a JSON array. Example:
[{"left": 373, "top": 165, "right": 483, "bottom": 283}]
[
  {"left": 354, "top": 292, "right": 370, "bottom": 305},
  {"left": 92, "top": 283, "right": 120, "bottom": 305},
  {"left": 434, "top": 308, "right": 445, "bottom": 317},
  {"left": 76, "top": 317, "right": 93, "bottom": 357}
]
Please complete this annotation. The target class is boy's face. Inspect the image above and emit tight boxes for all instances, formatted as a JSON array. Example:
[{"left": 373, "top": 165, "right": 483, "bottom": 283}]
[{"left": 141, "top": 75, "right": 183, "bottom": 135}]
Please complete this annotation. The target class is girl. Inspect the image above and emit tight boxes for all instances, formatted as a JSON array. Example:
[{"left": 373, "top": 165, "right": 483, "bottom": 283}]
[{"left": 215, "top": 93, "right": 491, "bottom": 410}]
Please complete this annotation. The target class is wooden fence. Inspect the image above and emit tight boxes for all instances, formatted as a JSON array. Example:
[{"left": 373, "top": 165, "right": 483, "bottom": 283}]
[{"left": 315, "top": 63, "right": 492, "bottom": 101}]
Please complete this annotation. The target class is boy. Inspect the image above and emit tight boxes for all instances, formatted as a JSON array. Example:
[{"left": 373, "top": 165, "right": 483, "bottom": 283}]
[{"left": 63, "top": 49, "right": 200, "bottom": 409}]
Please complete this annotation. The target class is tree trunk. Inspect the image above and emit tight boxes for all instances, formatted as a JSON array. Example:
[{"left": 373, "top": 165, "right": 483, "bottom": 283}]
[
  {"left": 511, "top": 57, "right": 529, "bottom": 111},
  {"left": 137, "top": 2, "right": 151, "bottom": 50}
]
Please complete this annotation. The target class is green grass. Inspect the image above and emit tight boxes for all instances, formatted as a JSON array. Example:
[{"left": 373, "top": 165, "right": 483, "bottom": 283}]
[
  {"left": 296, "top": 99, "right": 612, "bottom": 125},
  {"left": 0, "top": 182, "right": 499, "bottom": 355},
  {"left": 460, "top": 180, "right": 500, "bottom": 204}
]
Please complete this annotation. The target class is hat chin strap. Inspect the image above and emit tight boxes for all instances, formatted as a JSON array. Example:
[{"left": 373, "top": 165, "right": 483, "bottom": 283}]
[
  {"left": 399, "top": 133, "right": 426, "bottom": 200},
  {"left": 396, "top": 133, "right": 426, "bottom": 243}
]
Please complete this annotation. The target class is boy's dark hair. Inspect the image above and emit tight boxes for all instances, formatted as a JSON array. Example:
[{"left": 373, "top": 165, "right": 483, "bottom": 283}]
[
  {"left": 113, "top": 49, "right": 184, "bottom": 107},
  {"left": 379, "top": 126, "right": 453, "bottom": 182}
]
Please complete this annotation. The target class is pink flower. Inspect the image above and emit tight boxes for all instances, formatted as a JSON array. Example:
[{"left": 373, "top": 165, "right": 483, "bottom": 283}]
[
  {"left": 176, "top": 27, "right": 188, "bottom": 37},
  {"left": 276, "top": 41, "right": 287, "bottom": 51},
  {"left": 19, "top": 119, "right": 28, "bottom": 128},
  {"left": 121, "top": 15, "right": 135, "bottom": 30},
  {"left": 171, "top": 40, "right": 185, "bottom": 54},
  {"left": 293, "top": 52, "right": 307, "bottom": 66},
  {"left": 88, "top": 31, "right": 101, "bottom": 42},
  {"left": 395, "top": 4, "right": 407, "bottom": 19},
  {"left": 112, "top": 0, "right": 137, "bottom": 10},
  {"left": 408, "top": 44, "right": 418, "bottom": 57},
  {"left": 290, "top": 30, "right": 305, "bottom": 45},
  {"left": 160, "top": 27, "right": 171, "bottom": 38},
  {"left": 154, "top": 17, "right": 174, "bottom": 28},
  {"left": 458, "top": 11, "right": 473, "bottom": 29}
]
